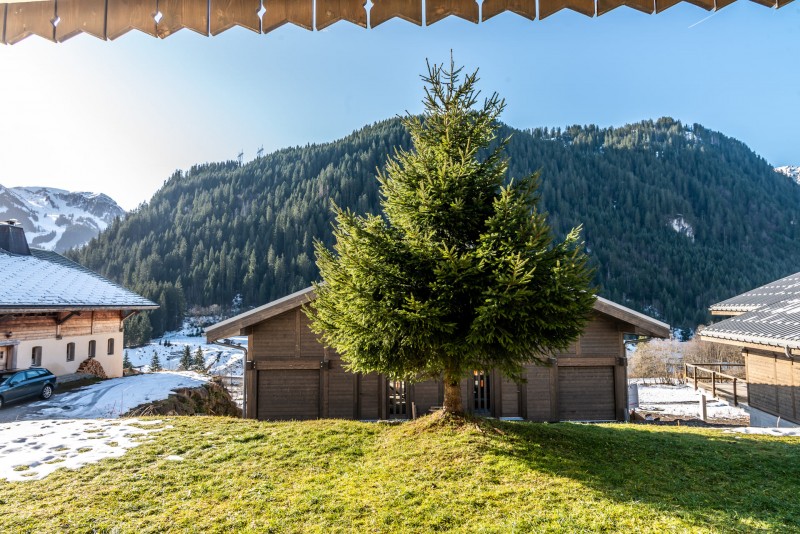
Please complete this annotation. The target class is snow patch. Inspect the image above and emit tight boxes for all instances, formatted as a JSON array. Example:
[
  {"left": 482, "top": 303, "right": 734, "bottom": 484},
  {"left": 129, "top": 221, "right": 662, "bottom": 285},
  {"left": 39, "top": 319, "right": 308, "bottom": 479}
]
[
  {"left": 24, "top": 371, "right": 208, "bottom": 420},
  {"left": 0, "top": 418, "right": 166, "bottom": 481},
  {"left": 775, "top": 165, "right": 800, "bottom": 185},
  {"left": 634, "top": 382, "right": 748, "bottom": 421},
  {"left": 669, "top": 216, "right": 695, "bottom": 242}
]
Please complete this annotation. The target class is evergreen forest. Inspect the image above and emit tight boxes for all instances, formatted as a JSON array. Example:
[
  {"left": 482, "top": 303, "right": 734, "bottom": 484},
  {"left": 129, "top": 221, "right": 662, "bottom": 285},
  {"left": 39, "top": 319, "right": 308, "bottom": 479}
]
[{"left": 66, "top": 117, "right": 800, "bottom": 344}]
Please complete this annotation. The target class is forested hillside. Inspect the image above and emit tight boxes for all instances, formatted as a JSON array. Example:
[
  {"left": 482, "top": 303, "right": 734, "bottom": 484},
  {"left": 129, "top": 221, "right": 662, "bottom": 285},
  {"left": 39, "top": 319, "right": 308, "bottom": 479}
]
[{"left": 68, "top": 117, "right": 800, "bottom": 341}]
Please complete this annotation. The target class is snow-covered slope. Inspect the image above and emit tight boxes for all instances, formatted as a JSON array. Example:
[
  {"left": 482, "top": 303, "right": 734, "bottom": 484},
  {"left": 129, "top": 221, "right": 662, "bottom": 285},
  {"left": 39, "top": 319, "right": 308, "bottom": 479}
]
[
  {"left": 0, "top": 185, "right": 125, "bottom": 252},
  {"left": 775, "top": 165, "right": 800, "bottom": 185}
]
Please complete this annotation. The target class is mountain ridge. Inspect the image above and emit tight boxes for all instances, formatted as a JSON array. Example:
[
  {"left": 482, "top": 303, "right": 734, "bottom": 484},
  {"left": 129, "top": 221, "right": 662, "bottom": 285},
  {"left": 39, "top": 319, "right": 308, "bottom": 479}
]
[
  {"left": 67, "top": 116, "right": 800, "bottom": 337},
  {"left": 0, "top": 185, "right": 125, "bottom": 252}
]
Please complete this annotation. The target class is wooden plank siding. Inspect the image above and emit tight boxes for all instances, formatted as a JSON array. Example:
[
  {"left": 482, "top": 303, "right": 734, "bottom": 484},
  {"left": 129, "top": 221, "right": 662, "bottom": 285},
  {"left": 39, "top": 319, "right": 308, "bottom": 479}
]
[
  {"left": 0, "top": 312, "right": 122, "bottom": 342},
  {"left": 243, "top": 300, "right": 635, "bottom": 423},
  {"left": 744, "top": 348, "right": 799, "bottom": 424}
]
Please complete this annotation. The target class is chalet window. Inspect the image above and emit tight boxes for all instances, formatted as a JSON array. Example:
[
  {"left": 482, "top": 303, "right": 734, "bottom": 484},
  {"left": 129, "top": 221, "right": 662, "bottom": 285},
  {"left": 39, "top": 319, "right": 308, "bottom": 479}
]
[
  {"left": 107, "top": 338, "right": 114, "bottom": 355},
  {"left": 31, "top": 346, "right": 42, "bottom": 367},
  {"left": 88, "top": 340, "right": 96, "bottom": 359},
  {"left": 66, "top": 343, "right": 75, "bottom": 362},
  {"left": 472, "top": 370, "right": 491, "bottom": 413}
]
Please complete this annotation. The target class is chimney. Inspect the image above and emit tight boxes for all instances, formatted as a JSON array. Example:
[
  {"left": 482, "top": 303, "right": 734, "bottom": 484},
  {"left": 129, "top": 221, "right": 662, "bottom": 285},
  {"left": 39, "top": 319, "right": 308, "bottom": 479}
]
[{"left": 0, "top": 220, "right": 31, "bottom": 255}]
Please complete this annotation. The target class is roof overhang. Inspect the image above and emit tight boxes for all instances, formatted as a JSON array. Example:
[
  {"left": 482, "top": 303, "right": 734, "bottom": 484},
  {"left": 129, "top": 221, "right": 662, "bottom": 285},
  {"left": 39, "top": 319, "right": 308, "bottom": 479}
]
[
  {"left": 700, "top": 332, "right": 800, "bottom": 356},
  {"left": 593, "top": 296, "right": 671, "bottom": 338},
  {"left": 0, "top": 305, "right": 159, "bottom": 314},
  {"left": 207, "top": 286, "right": 670, "bottom": 342},
  {"left": 0, "top": 0, "right": 793, "bottom": 45}
]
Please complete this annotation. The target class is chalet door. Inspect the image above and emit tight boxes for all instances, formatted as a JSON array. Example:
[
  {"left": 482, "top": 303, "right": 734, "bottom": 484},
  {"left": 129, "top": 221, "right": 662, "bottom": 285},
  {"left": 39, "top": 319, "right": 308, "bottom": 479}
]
[
  {"left": 558, "top": 366, "right": 615, "bottom": 421},
  {"left": 387, "top": 380, "right": 409, "bottom": 419},
  {"left": 472, "top": 370, "right": 491, "bottom": 414},
  {"left": 0, "top": 348, "right": 6, "bottom": 371},
  {"left": 257, "top": 369, "right": 319, "bottom": 421}
]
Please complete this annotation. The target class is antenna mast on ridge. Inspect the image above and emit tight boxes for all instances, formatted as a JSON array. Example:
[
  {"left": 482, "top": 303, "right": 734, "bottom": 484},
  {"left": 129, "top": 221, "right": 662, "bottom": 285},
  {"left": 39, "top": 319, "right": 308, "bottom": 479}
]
[{"left": 237, "top": 150, "right": 244, "bottom": 167}]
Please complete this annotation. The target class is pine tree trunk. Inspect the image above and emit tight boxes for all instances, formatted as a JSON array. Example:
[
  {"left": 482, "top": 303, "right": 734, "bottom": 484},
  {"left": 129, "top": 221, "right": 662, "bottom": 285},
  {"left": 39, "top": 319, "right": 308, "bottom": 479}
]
[{"left": 442, "top": 373, "right": 463, "bottom": 414}]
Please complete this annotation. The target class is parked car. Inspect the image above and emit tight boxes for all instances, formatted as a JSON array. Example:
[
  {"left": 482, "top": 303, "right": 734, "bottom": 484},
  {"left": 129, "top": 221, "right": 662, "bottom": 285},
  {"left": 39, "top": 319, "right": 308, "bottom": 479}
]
[{"left": 0, "top": 368, "right": 57, "bottom": 409}]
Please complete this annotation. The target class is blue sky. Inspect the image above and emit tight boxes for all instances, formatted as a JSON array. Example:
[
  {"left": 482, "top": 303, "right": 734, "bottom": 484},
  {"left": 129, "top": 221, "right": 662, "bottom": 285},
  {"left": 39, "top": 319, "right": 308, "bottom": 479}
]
[{"left": 0, "top": 2, "right": 798, "bottom": 209}]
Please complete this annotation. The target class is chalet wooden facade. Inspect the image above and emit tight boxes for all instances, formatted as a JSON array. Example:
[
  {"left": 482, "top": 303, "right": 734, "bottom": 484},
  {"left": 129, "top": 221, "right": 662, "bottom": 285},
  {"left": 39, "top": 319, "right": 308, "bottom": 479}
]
[
  {"left": 0, "top": 221, "right": 157, "bottom": 378},
  {"left": 207, "top": 287, "right": 669, "bottom": 422},
  {"left": 701, "top": 272, "right": 800, "bottom": 427}
]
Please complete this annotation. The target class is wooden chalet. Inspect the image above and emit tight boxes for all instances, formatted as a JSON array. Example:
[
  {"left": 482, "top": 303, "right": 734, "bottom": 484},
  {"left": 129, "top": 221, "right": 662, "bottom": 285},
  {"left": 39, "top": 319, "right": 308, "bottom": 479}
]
[
  {"left": 0, "top": 0, "right": 792, "bottom": 45},
  {"left": 0, "top": 221, "right": 157, "bottom": 378},
  {"left": 207, "top": 287, "right": 669, "bottom": 422},
  {"left": 701, "top": 272, "right": 800, "bottom": 427}
]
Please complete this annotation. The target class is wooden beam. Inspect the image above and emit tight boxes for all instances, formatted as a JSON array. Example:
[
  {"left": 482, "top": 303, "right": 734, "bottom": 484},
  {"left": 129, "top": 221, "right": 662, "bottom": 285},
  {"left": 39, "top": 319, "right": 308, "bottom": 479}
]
[
  {"left": 55, "top": 311, "right": 81, "bottom": 326},
  {"left": 262, "top": 0, "right": 312, "bottom": 33},
  {"left": 557, "top": 356, "right": 617, "bottom": 367},
  {"left": 55, "top": 0, "right": 106, "bottom": 41},
  {"left": 107, "top": 0, "right": 156, "bottom": 39},
  {"left": 157, "top": 0, "right": 209, "bottom": 37},
  {"left": 538, "top": 0, "right": 593, "bottom": 18},
  {"left": 369, "top": 0, "right": 421, "bottom": 26},
  {"left": 4, "top": 0, "right": 56, "bottom": 44},
  {"left": 254, "top": 359, "right": 321, "bottom": 370},
  {"left": 426, "top": 0, "right": 478, "bottom": 25},
  {"left": 1, "top": 5, "right": 6, "bottom": 45},
  {"left": 316, "top": 0, "right": 365, "bottom": 30},
  {"left": 210, "top": 0, "right": 259, "bottom": 35},
  {"left": 597, "top": 0, "right": 655, "bottom": 14},
  {"left": 482, "top": 0, "right": 535, "bottom": 21}
]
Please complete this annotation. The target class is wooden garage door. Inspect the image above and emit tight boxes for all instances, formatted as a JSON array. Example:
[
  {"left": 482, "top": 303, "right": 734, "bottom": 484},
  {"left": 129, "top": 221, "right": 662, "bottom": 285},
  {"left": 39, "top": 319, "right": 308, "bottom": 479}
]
[
  {"left": 558, "top": 366, "right": 615, "bottom": 421},
  {"left": 257, "top": 369, "right": 319, "bottom": 421}
]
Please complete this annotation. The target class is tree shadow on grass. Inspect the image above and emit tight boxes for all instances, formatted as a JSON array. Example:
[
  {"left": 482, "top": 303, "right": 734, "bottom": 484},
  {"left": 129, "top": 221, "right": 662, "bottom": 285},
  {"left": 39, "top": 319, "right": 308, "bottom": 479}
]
[{"left": 486, "top": 420, "right": 800, "bottom": 532}]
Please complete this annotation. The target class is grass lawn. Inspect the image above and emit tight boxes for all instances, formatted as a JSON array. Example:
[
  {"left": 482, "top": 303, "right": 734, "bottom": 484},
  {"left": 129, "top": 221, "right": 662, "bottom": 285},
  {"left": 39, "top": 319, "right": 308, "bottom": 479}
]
[{"left": 1, "top": 415, "right": 799, "bottom": 533}]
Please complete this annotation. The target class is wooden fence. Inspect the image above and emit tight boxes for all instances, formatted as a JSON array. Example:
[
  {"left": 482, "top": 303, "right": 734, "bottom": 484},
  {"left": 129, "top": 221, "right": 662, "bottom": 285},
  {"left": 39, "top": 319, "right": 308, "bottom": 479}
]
[{"left": 683, "top": 362, "right": 745, "bottom": 406}]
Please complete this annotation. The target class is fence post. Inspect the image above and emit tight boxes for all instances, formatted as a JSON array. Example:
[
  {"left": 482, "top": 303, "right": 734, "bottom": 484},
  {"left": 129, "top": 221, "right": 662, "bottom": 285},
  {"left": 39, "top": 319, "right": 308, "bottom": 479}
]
[
  {"left": 693, "top": 365, "right": 698, "bottom": 390},
  {"left": 700, "top": 393, "right": 707, "bottom": 422},
  {"left": 733, "top": 378, "right": 738, "bottom": 407},
  {"left": 712, "top": 371, "right": 716, "bottom": 398}
]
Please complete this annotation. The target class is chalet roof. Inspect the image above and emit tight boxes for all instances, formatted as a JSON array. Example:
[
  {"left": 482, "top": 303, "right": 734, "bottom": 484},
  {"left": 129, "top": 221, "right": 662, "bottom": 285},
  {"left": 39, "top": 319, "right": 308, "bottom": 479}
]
[
  {"left": 206, "top": 286, "right": 670, "bottom": 341},
  {"left": 709, "top": 271, "right": 800, "bottom": 315},
  {"left": 701, "top": 298, "right": 800, "bottom": 350},
  {"left": 0, "top": 0, "right": 791, "bottom": 45},
  {"left": 0, "top": 248, "right": 158, "bottom": 312}
]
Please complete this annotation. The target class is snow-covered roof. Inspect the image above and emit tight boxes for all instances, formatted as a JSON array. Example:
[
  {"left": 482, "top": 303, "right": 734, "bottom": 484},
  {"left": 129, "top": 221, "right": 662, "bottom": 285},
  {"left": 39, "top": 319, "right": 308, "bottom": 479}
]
[
  {"left": 206, "top": 287, "right": 670, "bottom": 341},
  {"left": 709, "top": 271, "right": 800, "bottom": 314},
  {"left": 0, "top": 248, "right": 157, "bottom": 312},
  {"left": 702, "top": 298, "right": 800, "bottom": 350}
]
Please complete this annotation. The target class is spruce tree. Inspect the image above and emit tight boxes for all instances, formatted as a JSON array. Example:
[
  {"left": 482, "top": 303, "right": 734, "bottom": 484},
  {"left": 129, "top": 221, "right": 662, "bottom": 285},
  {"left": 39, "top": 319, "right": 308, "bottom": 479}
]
[
  {"left": 123, "top": 351, "right": 133, "bottom": 370},
  {"left": 193, "top": 347, "right": 206, "bottom": 372},
  {"left": 307, "top": 60, "right": 596, "bottom": 414},
  {"left": 150, "top": 351, "right": 162, "bottom": 372},
  {"left": 180, "top": 345, "right": 192, "bottom": 371}
]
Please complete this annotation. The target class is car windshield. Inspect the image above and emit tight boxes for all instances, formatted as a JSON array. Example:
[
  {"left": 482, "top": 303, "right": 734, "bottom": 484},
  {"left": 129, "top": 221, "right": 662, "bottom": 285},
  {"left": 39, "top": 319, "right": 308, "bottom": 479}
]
[{"left": 0, "top": 374, "right": 11, "bottom": 385}]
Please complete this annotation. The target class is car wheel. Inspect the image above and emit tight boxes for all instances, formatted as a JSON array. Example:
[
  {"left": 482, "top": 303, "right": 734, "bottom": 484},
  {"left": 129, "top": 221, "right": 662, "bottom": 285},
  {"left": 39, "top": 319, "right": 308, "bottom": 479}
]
[{"left": 41, "top": 385, "right": 53, "bottom": 400}]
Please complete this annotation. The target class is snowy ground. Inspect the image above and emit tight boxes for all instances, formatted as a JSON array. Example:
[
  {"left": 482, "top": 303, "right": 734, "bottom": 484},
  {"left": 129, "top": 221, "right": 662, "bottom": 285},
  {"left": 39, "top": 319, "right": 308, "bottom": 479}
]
[
  {"left": 634, "top": 381, "right": 748, "bottom": 422},
  {"left": 0, "top": 371, "right": 208, "bottom": 422},
  {"left": 0, "top": 419, "right": 168, "bottom": 482},
  {"left": 125, "top": 319, "right": 247, "bottom": 379}
]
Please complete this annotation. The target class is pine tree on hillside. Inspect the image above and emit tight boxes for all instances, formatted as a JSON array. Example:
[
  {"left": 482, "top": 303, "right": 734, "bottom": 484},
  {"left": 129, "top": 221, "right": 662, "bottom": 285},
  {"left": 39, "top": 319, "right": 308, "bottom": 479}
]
[
  {"left": 180, "top": 345, "right": 192, "bottom": 371},
  {"left": 192, "top": 347, "right": 206, "bottom": 373},
  {"left": 307, "top": 60, "right": 595, "bottom": 415},
  {"left": 123, "top": 351, "right": 133, "bottom": 370},
  {"left": 150, "top": 351, "right": 162, "bottom": 372}
]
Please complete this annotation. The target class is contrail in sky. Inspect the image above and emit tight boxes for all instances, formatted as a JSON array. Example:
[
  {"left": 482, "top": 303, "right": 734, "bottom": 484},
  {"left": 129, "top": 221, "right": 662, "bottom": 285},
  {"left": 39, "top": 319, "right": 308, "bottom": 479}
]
[{"left": 688, "top": 12, "right": 718, "bottom": 29}]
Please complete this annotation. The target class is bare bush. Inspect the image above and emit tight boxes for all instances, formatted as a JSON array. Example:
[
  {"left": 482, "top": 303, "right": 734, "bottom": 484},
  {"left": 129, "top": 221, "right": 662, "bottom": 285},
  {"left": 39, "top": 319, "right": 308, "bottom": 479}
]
[{"left": 628, "top": 338, "right": 683, "bottom": 384}]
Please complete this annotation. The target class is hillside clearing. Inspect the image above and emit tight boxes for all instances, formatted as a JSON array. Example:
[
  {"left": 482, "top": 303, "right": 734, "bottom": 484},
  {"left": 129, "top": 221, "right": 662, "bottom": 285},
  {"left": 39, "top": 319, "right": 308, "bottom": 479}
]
[{"left": 1, "top": 416, "right": 798, "bottom": 533}]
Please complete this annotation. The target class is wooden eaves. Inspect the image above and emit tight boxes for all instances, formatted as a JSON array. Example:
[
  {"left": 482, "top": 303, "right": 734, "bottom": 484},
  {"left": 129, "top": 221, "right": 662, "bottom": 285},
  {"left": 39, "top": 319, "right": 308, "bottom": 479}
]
[
  {"left": 206, "top": 286, "right": 670, "bottom": 342},
  {"left": 0, "top": 0, "right": 793, "bottom": 45}
]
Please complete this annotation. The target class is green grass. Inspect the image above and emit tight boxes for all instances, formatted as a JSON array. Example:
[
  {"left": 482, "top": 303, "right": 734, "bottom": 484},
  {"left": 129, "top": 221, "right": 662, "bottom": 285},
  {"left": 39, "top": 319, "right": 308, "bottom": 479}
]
[{"left": 1, "top": 415, "right": 799, "bottom": 533}]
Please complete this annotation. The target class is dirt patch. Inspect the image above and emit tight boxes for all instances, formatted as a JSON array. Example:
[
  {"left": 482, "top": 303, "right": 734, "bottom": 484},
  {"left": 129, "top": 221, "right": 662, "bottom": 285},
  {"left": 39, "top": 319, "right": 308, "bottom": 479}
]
[{"left": 631, "top": 410, "right": 749, "bottom": 428}]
